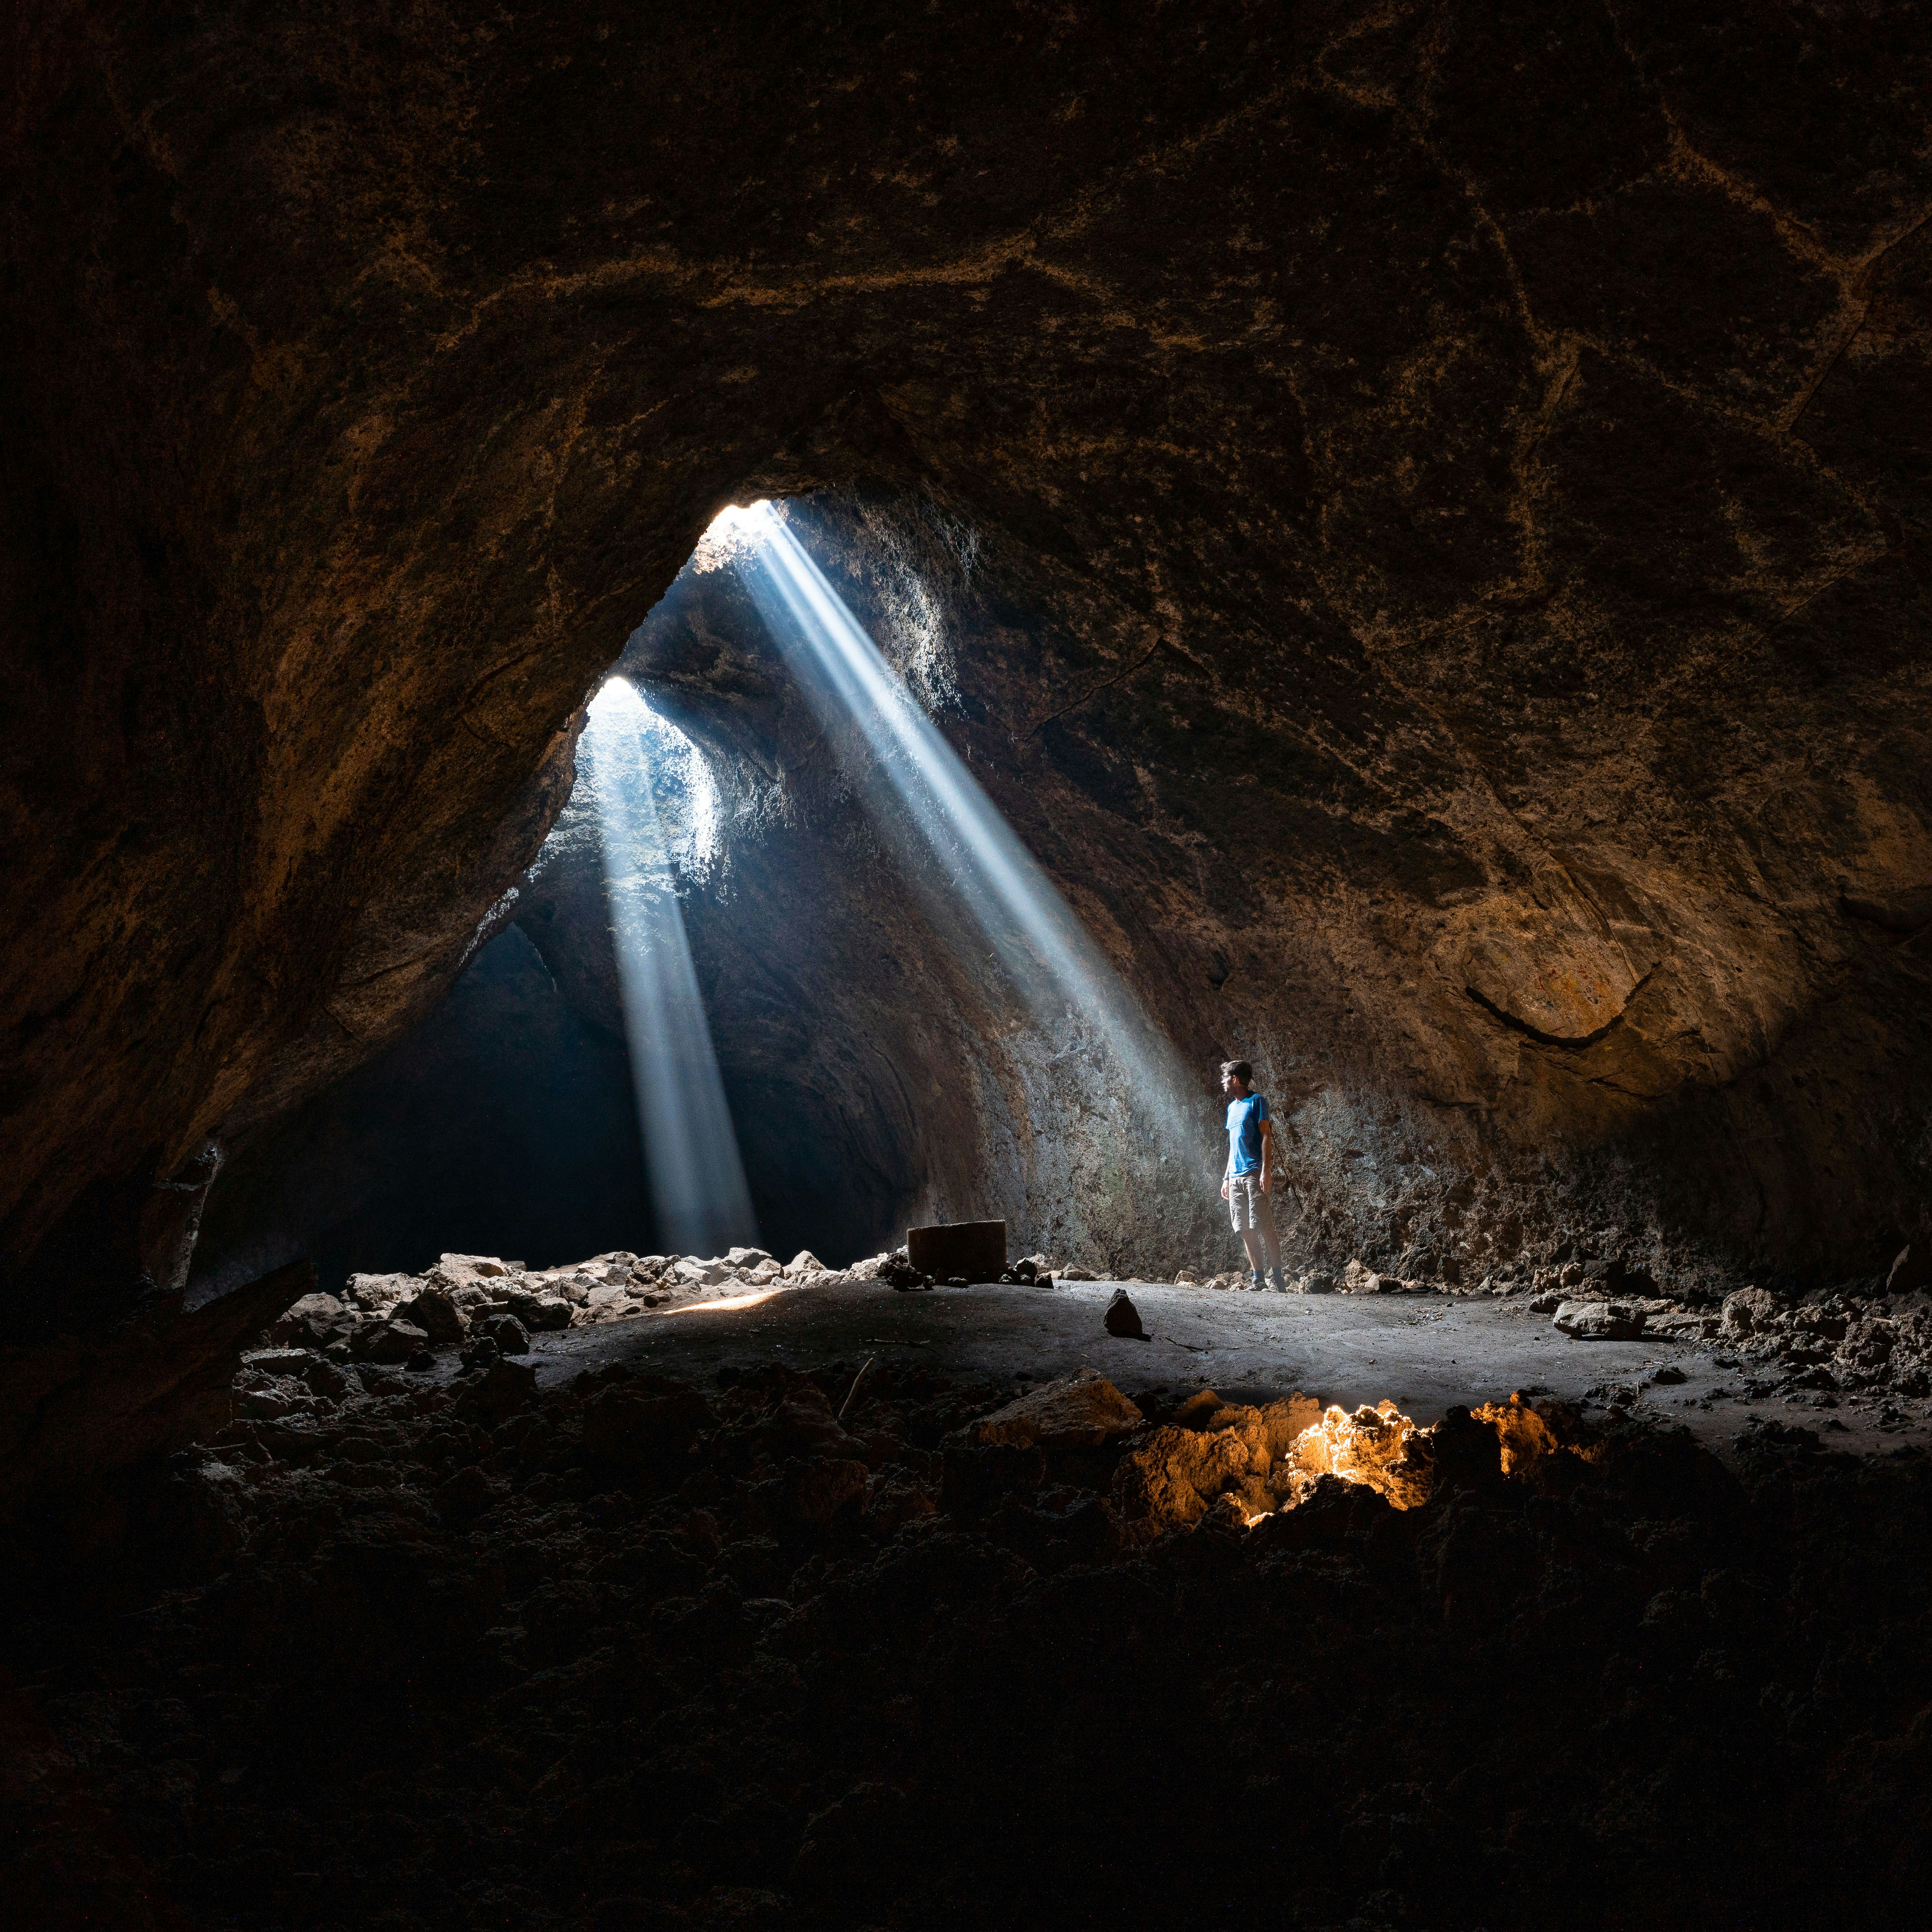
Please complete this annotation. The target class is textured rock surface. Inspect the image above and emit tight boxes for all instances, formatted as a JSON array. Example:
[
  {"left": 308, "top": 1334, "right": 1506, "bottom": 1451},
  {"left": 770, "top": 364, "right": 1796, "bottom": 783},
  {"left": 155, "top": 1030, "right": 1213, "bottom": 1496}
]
[
  {"left": 968, "top": 1370, "right": 1144, "bottom": 1452},
  {"left": 16, "top": 1362, "right": 1932, "bottom": 1928},
  {"left": 5, "top": 4, "right": 1932, "bottom": 1323}
]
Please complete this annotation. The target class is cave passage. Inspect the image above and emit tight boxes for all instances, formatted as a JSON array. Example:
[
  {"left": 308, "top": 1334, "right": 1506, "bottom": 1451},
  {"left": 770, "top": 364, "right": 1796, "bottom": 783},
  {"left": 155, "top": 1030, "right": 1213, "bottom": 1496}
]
[{"left": 583, "top": 676, "right": 758, "bottom": 1258}]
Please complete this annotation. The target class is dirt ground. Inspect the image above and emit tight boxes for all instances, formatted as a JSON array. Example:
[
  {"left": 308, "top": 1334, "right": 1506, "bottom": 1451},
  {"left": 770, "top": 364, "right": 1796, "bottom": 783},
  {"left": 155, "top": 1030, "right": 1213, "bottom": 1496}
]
[
  {"left": 538, "top": 1278, "right": 1932, "bottom": 1461},
  {"left": 10, "top": 1276, "right": 1932, "bottom": 1932}
]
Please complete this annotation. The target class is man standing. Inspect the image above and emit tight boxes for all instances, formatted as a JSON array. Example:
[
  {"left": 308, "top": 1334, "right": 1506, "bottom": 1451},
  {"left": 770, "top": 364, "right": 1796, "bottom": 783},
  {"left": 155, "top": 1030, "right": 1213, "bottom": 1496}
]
[{"left": 1219, "top": 1059, "right": 1287, "bottom": 1291}]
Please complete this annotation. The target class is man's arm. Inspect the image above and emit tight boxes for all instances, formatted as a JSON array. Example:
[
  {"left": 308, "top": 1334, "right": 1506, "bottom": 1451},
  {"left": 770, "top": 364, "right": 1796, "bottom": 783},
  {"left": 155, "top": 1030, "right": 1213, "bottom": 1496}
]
[{"left": 1258, "top": 1117, "right": 1273, "bottom": 1192}]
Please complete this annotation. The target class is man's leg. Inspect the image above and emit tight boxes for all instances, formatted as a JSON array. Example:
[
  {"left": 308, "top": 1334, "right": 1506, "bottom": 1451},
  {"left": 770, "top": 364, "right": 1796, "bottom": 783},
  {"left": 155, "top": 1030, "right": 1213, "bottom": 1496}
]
[
  {"left": 1252, "top": 1186, "right": 1282, "bottom": 1286},
  {"left": 1230, "top": 1175, "right": 1265, "bottom": 1282},
  {"left": 1235, "top": 1177, "right": 1268, "bottom": 1285}
]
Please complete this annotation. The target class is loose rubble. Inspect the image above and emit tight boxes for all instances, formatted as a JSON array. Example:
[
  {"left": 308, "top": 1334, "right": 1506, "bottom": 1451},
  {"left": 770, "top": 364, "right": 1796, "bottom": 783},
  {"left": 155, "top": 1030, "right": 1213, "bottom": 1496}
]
[{"left": 13, "top": 1352, "right": 1932, "bottom": 1931}]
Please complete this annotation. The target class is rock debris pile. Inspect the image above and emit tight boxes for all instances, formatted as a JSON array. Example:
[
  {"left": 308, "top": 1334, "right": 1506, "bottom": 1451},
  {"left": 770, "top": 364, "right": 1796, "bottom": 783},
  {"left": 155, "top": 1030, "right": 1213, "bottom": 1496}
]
[
  {"left": 14, "top": 1354, "right": 1932, "bottom": 1931},
  {"left": 264, "top": 1248, "right": 886, "bottom": 1365}
]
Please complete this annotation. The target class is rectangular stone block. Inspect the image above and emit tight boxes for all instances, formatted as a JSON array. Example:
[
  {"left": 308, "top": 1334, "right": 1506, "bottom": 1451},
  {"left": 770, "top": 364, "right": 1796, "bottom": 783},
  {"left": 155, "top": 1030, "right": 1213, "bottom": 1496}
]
[{"left": 907, "top": 1220, "right": 1006, "bottom": 1281}]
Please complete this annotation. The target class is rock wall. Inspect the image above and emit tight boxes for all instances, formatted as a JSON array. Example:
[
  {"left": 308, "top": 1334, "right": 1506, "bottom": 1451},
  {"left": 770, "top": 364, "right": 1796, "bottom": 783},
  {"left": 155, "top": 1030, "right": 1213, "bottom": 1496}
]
[
  {"left": 188, "top": 926, "right": 654, "bottom": 1297},
  {"left": 5, "top": 3, "right": 1932, "bottom": 1320}
]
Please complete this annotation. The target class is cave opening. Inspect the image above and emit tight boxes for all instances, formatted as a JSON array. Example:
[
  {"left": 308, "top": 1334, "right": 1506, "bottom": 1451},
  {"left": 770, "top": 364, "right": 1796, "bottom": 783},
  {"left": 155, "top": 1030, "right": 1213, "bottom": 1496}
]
[{"left": 193, "top": 489, "right": 1218, "bottom": 1295}]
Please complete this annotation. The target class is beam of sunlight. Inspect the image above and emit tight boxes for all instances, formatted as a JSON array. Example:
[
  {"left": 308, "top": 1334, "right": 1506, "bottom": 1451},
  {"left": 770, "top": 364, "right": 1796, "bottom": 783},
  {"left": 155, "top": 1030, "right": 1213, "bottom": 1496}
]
[
  {"left": 583, "top": 678, "right": 759, "bottom": 1257},
  {"left": 725, "top": 499, "right": 1198, "bottom": 1160}
]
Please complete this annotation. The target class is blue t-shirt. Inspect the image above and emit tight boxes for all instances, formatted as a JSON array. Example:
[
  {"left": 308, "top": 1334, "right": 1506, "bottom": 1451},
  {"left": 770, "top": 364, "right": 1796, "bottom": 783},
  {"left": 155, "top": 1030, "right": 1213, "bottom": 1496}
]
[{"left": 1226, "top": 1092, "right": 1270, "bottom": 1176}]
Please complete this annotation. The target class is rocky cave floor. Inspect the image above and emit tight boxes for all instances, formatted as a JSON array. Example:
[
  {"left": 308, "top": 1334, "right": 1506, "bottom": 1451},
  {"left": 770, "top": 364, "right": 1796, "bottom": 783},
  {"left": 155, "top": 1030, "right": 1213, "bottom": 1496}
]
[{"left": 12, "top": 1265, "right": 1932, "bottom": 1931}]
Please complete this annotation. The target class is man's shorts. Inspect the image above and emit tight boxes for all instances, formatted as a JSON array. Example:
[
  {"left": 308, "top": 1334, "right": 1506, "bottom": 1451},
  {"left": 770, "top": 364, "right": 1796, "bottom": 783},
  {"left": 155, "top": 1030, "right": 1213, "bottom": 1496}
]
[{"left": 1227, "top": 1171, "right": 1277, "bottom": 1233}]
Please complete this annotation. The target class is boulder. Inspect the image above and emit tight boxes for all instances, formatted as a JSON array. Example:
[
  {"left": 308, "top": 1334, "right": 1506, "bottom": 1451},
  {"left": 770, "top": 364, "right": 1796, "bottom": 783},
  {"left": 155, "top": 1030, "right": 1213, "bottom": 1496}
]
[
  {"left": 1430, "top": 1405, "right": 1506, "bottom": 1494},
  {"left": 267, "top": 1290, "right": 346, "bottom": 1346},
  {"left": 1472, "top": 1393, "right": 1602, "bottom": 1477},
  {"left": 725, "top": 1246, "right": 775, "bottom": 1269},
  {"left": 393, "top": 1287, "right": 466, "bottom": 1344},
  {"left": 344, "top": 1271, "right": 419, "bottom": 1312},
  {"left": 1342, "top": 1259, "right": 1383, "bottom": 1293},
  {"left": 784, "top": 1250, "right": 828, "bottom": 1277},
  {"left": 1109, "top": 1424, "right": 1253, "bottom": 1535},
  {"left": 675, "top": 1259, "right": 731, "bottom": 1287},
  {"left": 969, "top": 1371, "right": 1143, "bottom": 1451},
  {"left": 1274, "top": 1401, "right": 1432, "bottom": 1509},
  {"left": 481, "top": 1314, "right": 530, "bottom": 1355},
  {"left": 429, "top": 1253, "right": 517, "bottom": 1283},
  {"left": 1647, "top": 1311, "right": 1720, "bottom": 1340},
  {"left": 1103, "top": 1289, "right": 1146, "bottom": 1338},
  {"left": 356, "top": 1319, "right": 429, "bottom": 1364},
  {"left": 504, "top": 1289, "right": 574, "bottom": 1331},
  {"left": 1553, "top": 1299, "right": 1645, "bottom": 1340},
  {"left": 1057, "top": 1265, "right": 1098, "bottom": 1282},
  {"left": 1722, "top": 1286, "right": 1780, "bottom": 1336}
]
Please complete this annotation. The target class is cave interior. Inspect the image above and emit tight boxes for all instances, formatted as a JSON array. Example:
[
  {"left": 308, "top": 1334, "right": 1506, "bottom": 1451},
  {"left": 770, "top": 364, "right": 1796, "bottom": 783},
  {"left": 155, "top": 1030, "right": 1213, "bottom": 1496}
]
[{"left": 6, "top": 4, "right": 1932, "bottom": 1928}]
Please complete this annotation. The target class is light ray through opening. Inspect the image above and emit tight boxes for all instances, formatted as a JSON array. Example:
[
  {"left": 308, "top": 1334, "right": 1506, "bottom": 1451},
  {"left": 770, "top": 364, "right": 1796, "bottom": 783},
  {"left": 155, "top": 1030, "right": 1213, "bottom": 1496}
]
[
  {"left": 724, "top": 498, "right": 1199, "bottom": 1164},
  {"left": 583, "top": 677, "right": 758, "bottom": 1257}
]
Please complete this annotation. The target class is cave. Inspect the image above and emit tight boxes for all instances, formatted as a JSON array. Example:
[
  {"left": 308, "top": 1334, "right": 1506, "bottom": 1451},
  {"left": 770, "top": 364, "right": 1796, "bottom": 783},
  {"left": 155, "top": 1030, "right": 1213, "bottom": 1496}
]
[{"left": 7, "top": 6, "right": 1932, "bottom": 1928}]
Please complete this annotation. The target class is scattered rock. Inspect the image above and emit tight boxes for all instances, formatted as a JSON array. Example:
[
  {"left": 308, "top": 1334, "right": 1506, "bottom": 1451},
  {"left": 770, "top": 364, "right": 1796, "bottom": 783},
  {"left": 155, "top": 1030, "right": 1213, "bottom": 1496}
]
[
  {"left": 1652, "top": 1364, "right": 1688, "bottom": 1385},
  {"left": 267, "top": 1291, "right": 346, "bottom": 1346},
  {"left": 1103, "top": 1289, "right": 1146, "bottom": 1338},
  {"left": 1723, "top": 1286, "right": 1779, "bottom": 1336},
  {"left": 1554, "top": 1299, "right": 1645, "bottom": 1340},
  {"left": 969, "top": 1371, "right": 1143, "bottom": 1451},
  {"left": 1057, "top": 1265, "right": 1097, "bottom": 1282},
  {"left": 355, "top": 1319, "right": 430, "bottom": 1364},
  {"left": 504, "top": 1290, "right": 573, "bottom": 1332},
  {"left": 784, "top": 1250, "right": 828, "bottom": 1277},
  {"left": 393, "top": 1287, "right": 466, "bottom": 1344},
  {"left": 1342, "top": 1259, "right": 1383, "bottom": 1294},
  {"left": 878, "top": 1252, "right": 933, "bottom": 1291},
  {"left": 481, "top": 1315, "right": 530, "bottom": 1355},
  {"left": 1109, "top": 1424, "right": 1251, "bottom": 1535},
  {"left": 1274, "top": 1401, "right": 1431, "bottom": 1510}
]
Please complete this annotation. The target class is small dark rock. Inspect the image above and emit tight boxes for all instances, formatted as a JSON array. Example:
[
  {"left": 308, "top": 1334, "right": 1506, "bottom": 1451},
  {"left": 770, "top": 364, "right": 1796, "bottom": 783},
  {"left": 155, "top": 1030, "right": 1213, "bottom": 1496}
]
[
  {"left": 1104, "top": 1288, "right": 1146, "bottom": 1338},
  {"left": 483, "top": 1315, "right": 530, "bottom": 1355}
]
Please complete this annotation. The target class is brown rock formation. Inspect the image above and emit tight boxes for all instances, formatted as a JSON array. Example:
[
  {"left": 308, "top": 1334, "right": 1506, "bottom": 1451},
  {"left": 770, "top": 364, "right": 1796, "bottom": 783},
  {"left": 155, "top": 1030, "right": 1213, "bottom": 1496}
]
[{"left": 5, "top": 4, "right": 1932, "bottom": 1323}]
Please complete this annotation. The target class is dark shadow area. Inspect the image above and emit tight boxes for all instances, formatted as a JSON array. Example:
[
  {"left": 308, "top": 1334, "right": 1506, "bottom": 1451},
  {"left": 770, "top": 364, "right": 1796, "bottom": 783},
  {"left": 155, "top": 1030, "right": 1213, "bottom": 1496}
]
[{"left": 189, "top": 928, "right": 656, "bottom": 1296}]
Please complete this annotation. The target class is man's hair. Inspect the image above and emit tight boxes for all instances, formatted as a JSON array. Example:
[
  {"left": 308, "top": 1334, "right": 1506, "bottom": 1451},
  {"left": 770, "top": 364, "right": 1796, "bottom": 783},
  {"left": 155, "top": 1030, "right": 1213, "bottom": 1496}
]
[{"left": 1220, "top": 1059, "right": 1253, "bottom": 1084}]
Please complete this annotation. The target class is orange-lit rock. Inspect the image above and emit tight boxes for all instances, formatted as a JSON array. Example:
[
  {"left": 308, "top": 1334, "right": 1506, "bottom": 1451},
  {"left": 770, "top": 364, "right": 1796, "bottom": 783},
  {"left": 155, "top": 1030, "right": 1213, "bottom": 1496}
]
[
  {"left": 1472, "top": 1392, "right": 1604, "bottom": 1480},
  {"left": 969, "top": 1370, "right": 1143, "bottom": 1452},
  {"left": 1276, "top": 1402, "right": 1434, "bottom": 1511}
]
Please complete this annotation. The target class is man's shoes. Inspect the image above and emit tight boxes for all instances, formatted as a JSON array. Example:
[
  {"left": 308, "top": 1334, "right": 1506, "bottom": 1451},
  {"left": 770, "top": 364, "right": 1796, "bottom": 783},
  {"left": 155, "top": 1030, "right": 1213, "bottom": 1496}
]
[
  {"left": 1267, "top": 1267, "right": 1289, "bottom": 1293},
  {"left": 1248, "top": 1270, "right": 1265, "bottom": 1291}
]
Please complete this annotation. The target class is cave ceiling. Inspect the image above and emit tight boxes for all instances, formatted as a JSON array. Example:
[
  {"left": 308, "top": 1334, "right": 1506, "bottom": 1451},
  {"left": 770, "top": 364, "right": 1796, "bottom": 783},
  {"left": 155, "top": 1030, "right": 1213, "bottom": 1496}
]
[{"left": 4, "top": 1, "right": 1931, "bottom": 1312}]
